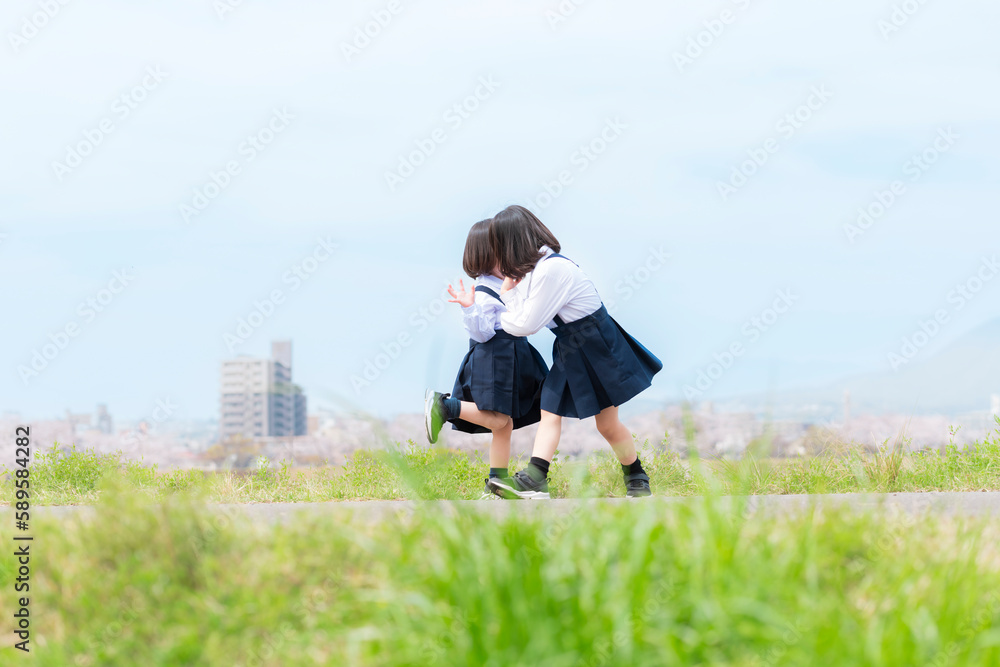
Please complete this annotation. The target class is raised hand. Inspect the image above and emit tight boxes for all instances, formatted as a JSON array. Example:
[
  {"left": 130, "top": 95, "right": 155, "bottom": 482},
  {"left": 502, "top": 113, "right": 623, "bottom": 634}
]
[
  {"left": 500, "top": 276, "right": 520, "bottom": 295},
  {"left": 447, "top": 279, "right": 476, "bottom": 308}
]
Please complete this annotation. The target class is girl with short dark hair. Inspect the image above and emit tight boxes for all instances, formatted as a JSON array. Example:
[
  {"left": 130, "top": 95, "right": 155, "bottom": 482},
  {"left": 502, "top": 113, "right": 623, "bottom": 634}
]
[
  {"left": 424, "top": 219, "right": 549, "bottom": 498},
  {"left": 486, "top": 205, "right": 662, "bottom": 499}
]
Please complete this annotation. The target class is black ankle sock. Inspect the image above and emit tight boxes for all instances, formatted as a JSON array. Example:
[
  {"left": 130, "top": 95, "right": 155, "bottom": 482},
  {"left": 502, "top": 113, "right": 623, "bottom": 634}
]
[
  {"left": 528, "top": 457, "right": 550, "bottom": 480},
  {"left": 623, "top": 457, "right": 646, "bottom": 476},
  {"left": 489, "top": 467, "right": 508, "bottom": 479},
  {"left": 442, "top": 396, "right": 462, "bottom": 421}
]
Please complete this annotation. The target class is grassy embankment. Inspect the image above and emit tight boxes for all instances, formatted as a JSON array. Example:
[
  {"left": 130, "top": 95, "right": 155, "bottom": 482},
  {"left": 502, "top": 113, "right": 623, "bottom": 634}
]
[
  {"left": 3, "top": 431, "right": 1000, "bottom": 664},
  {"left": 4, "top": 426, "right": 1000, "bottom": 504},
  {"left": 2, "top": 486, "right": 1000, "bottom": 665}
]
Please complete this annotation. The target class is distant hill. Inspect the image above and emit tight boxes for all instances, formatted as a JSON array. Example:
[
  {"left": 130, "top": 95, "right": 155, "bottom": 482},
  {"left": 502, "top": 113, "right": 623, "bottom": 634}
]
[{"left": 731, "top": 318, "right": 1000, "bottom": 417}]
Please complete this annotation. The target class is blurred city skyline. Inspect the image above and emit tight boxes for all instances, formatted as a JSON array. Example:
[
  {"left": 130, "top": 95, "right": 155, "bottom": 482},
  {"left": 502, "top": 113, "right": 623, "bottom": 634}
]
[{"left": 2, "top": 0, "right": 998, "bottom": 422}]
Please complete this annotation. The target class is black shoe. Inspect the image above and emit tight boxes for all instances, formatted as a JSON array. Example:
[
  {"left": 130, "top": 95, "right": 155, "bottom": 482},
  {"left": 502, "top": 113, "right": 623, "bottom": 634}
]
[
  {"left": 424, "top": 389, "right": 447, "bottom": 444},
  {"left": 625, "top": 471, "right": 651, "bottom": 498},
  {"left": 488, "top": 469, "right": 550, "bottom": 500}
]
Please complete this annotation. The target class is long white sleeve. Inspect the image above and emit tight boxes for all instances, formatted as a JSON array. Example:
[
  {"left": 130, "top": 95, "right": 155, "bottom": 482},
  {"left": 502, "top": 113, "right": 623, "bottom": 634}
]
[
  {"left": 461, "top": 288, "right": 505, "bottom": 343},
  {"left": 462, "top": 294, "right": 500, "bottom": 343},
  {"left": 500, "top": 263, "right": 576, "bottom": 336}
]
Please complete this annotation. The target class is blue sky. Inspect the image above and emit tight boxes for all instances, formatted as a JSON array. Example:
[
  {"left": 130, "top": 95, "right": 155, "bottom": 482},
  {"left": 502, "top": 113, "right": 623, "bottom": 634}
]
[{"left": 1, "top": 0, "right": 998, "bottom": 421}]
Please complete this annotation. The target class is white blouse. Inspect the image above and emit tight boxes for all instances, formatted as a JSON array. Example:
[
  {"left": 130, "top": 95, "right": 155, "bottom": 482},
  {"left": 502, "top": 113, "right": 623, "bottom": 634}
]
[
  {"left": 460, "top": 274, "right": 506, "bottom": 343},
  {"left": 500, "top": 246, "right": 602, "bottom": 337}
]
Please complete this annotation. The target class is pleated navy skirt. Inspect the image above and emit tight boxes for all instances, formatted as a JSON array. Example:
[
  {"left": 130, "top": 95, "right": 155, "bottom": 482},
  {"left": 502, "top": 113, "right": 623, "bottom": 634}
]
[
  {"left": 450, "top": 330, "right": 550, "bottom": 434},
  {"left": 541, "top": 304, "right": 662, "bottom": 419}
]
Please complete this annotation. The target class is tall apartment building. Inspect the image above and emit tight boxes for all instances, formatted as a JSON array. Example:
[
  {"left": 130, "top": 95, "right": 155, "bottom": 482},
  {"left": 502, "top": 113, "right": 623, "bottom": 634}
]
[
  {"left": 96, "top": 404, "right": 114, "bottom": 434},
  {"left": 220, "top": 340, "right": 308, "bottom": 440}
]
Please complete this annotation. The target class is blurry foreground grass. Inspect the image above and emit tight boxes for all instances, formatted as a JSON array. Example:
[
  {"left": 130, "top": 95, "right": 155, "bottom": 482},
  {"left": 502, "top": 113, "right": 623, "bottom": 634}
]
[
  {"left": 5, "top": 427, "right": 1000, "bottom": 504},
  {"left": 2, "top": 488, "right": 1000, "bottom": 665}
]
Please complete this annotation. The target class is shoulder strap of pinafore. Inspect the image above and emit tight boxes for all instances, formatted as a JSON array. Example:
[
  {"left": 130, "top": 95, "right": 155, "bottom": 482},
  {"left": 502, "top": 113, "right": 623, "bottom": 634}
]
[
  {"left": 543, "top": 252, "right": 576, "bottom": 326},
  {"left": 545, "top": 252, "right": 577, "bottom": 266},
  {"left": 474, "top": 285, "right": 502, "bottom": 302}
]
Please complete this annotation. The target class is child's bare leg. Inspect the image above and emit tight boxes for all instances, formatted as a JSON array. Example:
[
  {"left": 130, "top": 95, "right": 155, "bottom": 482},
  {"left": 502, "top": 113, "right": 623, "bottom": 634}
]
[
  {"left": 529, "top": 410, "right": 562, "bottom": 462},
  {"left": 488, "top": 410, "right": 558, "bottom": 498},
  {"left": 594, "top": 405, "right": 637, "bottom": 465},
  {"left": 490, "top": 418, "right": 513, "bottom": 469},
  {"left": 458, "top": 403, "right": 512, "bottom": 432}
]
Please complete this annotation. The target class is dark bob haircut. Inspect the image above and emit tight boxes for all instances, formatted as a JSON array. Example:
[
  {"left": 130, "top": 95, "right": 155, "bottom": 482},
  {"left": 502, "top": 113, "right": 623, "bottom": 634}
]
[
  {"left": 462, "top": 219, "right": 495, "bottom": 278},
  {"left": 489, "top": 205, "right": 561, "bottom": 280}
]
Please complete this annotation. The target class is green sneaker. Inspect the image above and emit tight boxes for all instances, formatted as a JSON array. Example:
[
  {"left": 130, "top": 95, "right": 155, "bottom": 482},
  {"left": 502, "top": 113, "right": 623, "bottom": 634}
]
[
  {"left": 424, "top": 389, "right": 447, "bottom": 444},
  {"left": 488, "top": 469, "right": 551, "bottom": 500}
]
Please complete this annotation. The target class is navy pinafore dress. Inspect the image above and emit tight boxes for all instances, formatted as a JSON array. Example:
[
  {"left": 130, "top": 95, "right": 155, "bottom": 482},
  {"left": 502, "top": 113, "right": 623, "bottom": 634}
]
[
  {"left": 540, "top": 254, "right": 663, "bottom": 419},
  {"left": 450, "top": 284, "right": 550, "bottom": 434}
]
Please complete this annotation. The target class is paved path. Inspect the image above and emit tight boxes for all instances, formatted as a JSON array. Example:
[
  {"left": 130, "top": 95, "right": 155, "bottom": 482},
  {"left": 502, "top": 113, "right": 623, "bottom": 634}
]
[{"left": 8, "top": 492, "right": 1000, "bottom": 525}]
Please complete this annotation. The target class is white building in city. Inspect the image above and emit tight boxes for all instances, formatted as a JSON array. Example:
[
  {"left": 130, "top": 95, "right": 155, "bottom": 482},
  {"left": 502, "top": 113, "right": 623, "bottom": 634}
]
[{"left": 220, "top": 340, "right": 307, "bottom": 440}]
